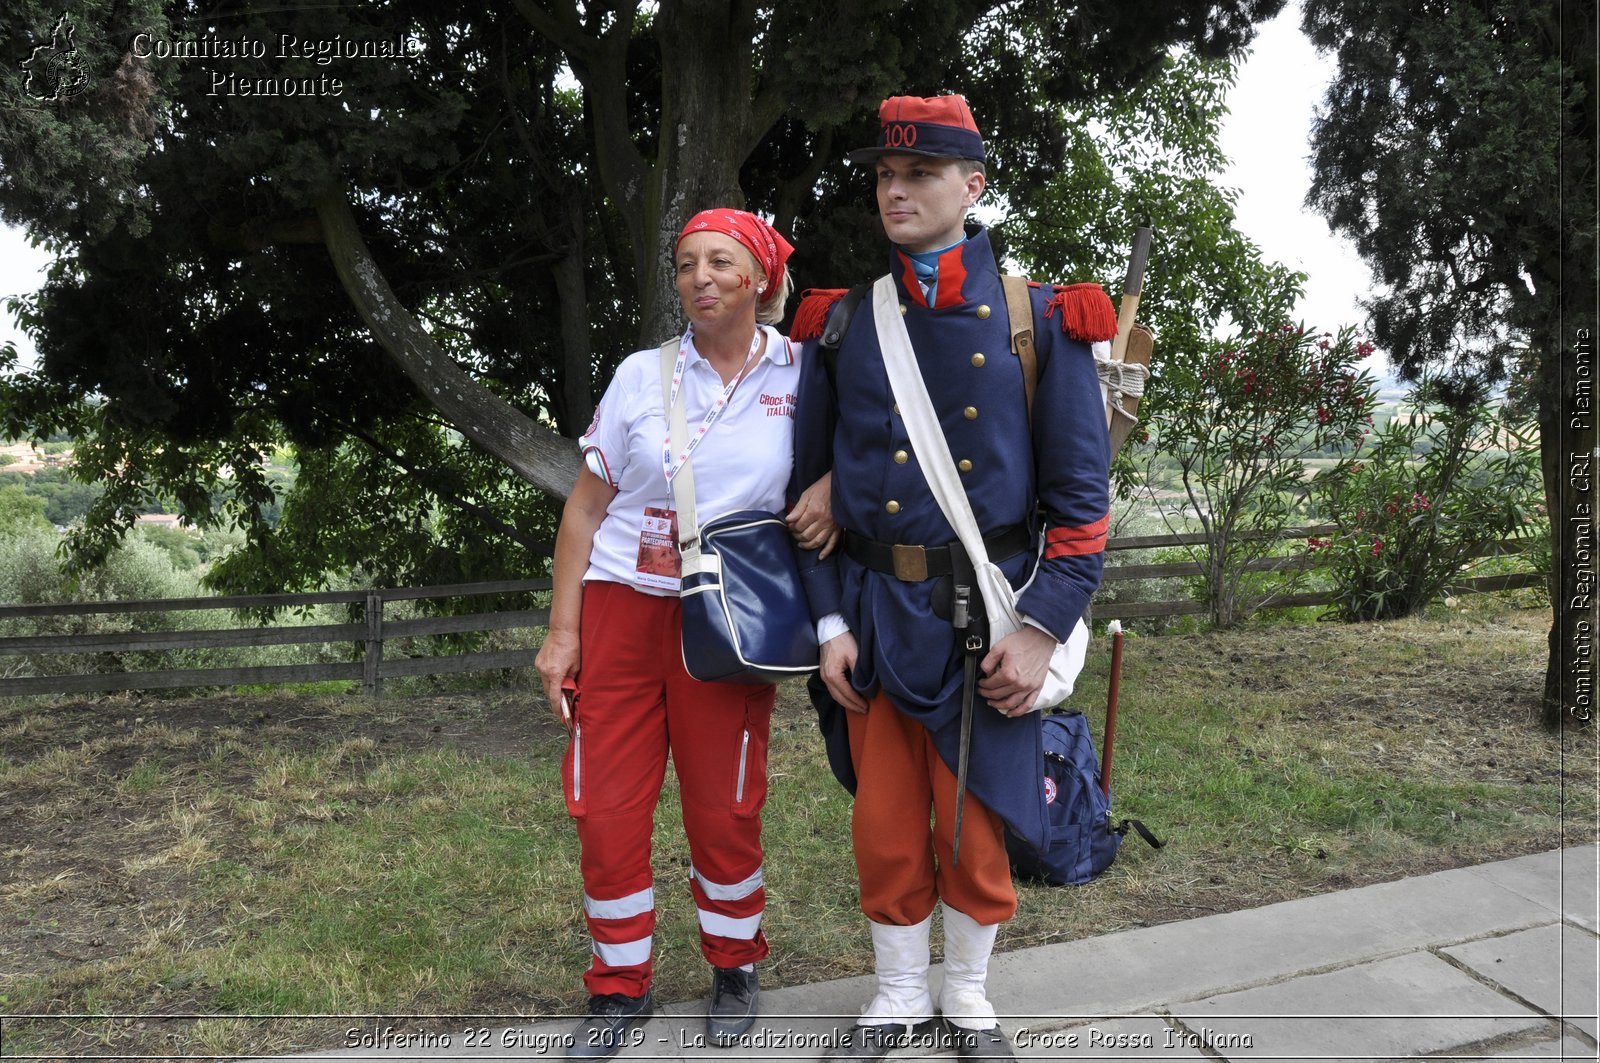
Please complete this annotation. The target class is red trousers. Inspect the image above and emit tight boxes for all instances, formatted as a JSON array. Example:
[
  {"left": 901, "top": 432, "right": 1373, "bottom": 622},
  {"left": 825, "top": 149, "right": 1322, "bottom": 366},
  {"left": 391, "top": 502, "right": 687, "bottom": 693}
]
[
  {"left": 846, "top": 691, "right": 1016, "bottom": 926},
  {"left": 563, "top": 580, "right": 774, "bottom": 998}
]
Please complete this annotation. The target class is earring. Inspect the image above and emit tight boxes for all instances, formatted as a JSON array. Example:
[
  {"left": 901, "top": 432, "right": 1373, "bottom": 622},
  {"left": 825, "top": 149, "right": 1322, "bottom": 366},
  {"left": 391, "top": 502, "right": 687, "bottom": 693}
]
[{"left": 757, "top": 284, "right": 767, "bottom": 295}]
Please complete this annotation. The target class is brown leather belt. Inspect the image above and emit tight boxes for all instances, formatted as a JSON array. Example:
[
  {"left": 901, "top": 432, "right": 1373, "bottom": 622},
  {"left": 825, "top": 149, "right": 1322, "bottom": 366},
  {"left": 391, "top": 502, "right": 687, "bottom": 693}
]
[{"left": 843, "top": 524, "right": 1031, "bottom": 582}]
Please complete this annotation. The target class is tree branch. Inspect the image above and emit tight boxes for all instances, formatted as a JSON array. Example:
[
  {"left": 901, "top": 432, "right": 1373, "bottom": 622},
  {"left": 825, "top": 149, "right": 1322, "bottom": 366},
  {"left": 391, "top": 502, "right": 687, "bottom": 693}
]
[
  {"left": 506, "top": 0, "right": 594, "bottom": 65},
  {"left": 314, "top": 184, "right": 579, "bottom": 498}
]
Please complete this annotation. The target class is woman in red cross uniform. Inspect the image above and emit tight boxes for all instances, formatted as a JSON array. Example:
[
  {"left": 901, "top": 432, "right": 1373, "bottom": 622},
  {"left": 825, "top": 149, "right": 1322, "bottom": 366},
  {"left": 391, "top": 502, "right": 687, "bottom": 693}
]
[{"left": 536, "top": 209, "right": 827, "bottom": 1061}]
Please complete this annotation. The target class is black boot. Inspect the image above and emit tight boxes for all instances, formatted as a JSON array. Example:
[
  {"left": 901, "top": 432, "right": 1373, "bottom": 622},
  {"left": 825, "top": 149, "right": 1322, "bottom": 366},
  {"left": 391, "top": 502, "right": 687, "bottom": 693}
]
[
  {"left": 567, "top": 991, "right": 653, "bottom": 1060},
  {"left": 706, "top": 966, "right": 759, "bottom": 1045}
]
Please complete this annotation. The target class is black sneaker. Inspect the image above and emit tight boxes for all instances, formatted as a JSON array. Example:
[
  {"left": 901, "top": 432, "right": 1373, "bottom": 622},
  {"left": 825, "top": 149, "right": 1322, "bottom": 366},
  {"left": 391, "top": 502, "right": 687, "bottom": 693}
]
[
  {"left": 824, "top": 1019, "right": 941, "bottom": 1061},
  {"left": 706, "top": 965, "right": 759, "bottom": 1045},
  {"left": 567, "top": 991, "right": 653, "bottom": 1060},
  {"left": 941, "top": 1018, "right": 1016, "bottom": 1061}
]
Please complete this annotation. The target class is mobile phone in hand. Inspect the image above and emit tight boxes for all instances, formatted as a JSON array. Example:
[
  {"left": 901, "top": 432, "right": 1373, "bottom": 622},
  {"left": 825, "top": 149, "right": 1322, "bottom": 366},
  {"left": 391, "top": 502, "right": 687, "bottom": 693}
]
[{"left": 560, "top": 676, "right": 579, "bottom": 730}]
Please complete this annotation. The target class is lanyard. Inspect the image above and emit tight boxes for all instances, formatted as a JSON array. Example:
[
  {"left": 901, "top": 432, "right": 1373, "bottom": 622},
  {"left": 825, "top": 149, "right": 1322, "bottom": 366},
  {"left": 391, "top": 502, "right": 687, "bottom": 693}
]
[{"left": 661, "top": 325, "right": 763, "bottom": 484}]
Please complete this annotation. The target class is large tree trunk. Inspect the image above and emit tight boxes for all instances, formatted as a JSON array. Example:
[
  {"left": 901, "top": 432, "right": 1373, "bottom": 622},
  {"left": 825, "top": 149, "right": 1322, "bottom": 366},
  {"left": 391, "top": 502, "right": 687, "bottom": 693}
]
[
  {"left": 636, "top": 0, "right": 761, "bottom": 345},
  {"left": 315, "top": 186, "right": 580, "bottom": 498},
  {"left": 552, "top": 196, "right": 597, "bottom": 437}
]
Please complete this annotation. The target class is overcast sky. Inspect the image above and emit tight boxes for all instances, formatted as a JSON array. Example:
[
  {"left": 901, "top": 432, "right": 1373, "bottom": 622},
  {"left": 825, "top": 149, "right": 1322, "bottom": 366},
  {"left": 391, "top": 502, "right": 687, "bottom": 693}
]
[
  {"left": 1, "top": 5, "right": 1380, "bottom": 378},
  {"left": 1216, "top": 6, "right": 1377, "bottom": 346}
]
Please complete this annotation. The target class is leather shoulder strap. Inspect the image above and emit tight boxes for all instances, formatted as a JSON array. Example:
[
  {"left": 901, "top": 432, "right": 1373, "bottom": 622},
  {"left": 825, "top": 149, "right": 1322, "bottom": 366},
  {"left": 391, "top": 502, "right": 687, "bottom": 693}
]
[
  {"left": 820, "top": 282, "right": 874, "bottom": 397},
  {"left": 1001, "top": 274, "right": 1037, "bottom": 430}
]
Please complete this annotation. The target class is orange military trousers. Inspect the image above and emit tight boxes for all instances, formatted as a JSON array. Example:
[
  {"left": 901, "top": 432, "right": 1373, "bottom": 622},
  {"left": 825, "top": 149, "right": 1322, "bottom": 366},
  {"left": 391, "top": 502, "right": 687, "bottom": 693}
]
[{"left": 845, "top": 690, "right": 1017, "bottom": 927}]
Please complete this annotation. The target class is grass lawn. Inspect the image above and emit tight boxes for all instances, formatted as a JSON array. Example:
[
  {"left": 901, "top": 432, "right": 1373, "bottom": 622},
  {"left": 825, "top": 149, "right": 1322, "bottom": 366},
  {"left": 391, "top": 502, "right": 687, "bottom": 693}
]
[{"left": 0, "top": 597, "right": 1593, "bottom": 1058}]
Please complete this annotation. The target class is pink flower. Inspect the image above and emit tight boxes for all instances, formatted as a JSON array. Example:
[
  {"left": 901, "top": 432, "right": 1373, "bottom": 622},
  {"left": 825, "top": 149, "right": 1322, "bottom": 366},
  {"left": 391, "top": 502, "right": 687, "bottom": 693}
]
[{"left": 1371, "top": 539, "right": 1384, "bottom": 556}]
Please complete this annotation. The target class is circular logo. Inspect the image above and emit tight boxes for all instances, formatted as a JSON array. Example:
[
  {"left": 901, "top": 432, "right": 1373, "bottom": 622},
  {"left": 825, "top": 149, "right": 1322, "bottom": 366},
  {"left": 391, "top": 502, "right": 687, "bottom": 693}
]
[{"left": 1043, "top": 776, "right": 1058, "bottom": 805}]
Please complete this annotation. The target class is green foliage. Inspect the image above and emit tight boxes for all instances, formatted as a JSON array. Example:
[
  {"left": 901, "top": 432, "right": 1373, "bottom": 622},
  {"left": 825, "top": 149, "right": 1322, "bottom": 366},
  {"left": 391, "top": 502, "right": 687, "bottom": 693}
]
[
  {"left": 0, "top": 524, "right": 203, "bottom": 681},
  {"left": 1003, "top": 49, "right": 1305, "bottom": 398},
  {"left": 1301, "top": 0, "right": 1594, "bottom": 722},
  {"left": 1141, "top": 323, "right": 1377, "bottom": 626},
  {"left": 51, "top": 529, "right": 202, "bottom": 604},
  {"left": 205, "top": 423, "right": 562, "bottom": 603},
  {"left": 0, "top": 524, "right": 65, "bottom": 605},
  {"left": 1301, "top": 0, "right": 1588, "bottom": 398},
  {"left": 0, "top": 483, "right": 50, "bottom": 533},
  {"left": 0, "top": 0, "right": 1284, "bottom": 594},
  {"left": 0, "top": 465, "right": 101, "bottom": 526},
  {"left": 134, "top": 523, "right": 203, "bottom": 571},
  {"left": 1308, "top": 377, "right": 1543, "bottom": 621},
  {"left": 0, "top": 1, "right": 175, "bottom": 240}
]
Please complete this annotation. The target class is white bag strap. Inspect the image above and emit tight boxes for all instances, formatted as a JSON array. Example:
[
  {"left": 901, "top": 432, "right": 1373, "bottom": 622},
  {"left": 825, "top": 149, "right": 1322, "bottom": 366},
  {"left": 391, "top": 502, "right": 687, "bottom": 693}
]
[
  {"left": 869, "top": 277, "right": 1027, "bottom": 642},
  {"left": 658, "top": 338, "right": 700, "bottom": 549}
]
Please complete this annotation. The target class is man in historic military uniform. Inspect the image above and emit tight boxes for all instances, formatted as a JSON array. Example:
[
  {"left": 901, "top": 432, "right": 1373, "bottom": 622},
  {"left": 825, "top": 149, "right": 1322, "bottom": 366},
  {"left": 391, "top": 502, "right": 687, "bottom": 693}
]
[{"left": 788, "top": 95, "right": 1115, "bottom": 1062}]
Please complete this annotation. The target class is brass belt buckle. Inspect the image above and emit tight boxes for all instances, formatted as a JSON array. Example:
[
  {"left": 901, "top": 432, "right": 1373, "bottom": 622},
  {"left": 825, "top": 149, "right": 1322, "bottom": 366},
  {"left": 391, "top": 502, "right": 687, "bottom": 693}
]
[{"left": 891, "top": 544, "right": 929, "bottom": 582}]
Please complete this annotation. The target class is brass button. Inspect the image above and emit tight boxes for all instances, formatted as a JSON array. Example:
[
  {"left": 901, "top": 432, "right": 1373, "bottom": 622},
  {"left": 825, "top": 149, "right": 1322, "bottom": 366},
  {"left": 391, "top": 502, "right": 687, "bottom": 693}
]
[
  {"left": 885, "top": 500, "right": 901, "bottom": 515},
  {"left": 964, "top": 406, "right": 978, "bottom": 420},
  {"left": 971, "top": 353, "right": 986, "bottom": 367},
  {"left": 976, "top": 304, "right": 991, "bottom": 319},
  {"left": 958, "top": 459, "right": 973, "bottom": 472},
  {"left": 899, "top": 303, "right": 908, "bottom": 315},
  {"left": 893, "top": 450, "right": 909, "bottom": 464}
]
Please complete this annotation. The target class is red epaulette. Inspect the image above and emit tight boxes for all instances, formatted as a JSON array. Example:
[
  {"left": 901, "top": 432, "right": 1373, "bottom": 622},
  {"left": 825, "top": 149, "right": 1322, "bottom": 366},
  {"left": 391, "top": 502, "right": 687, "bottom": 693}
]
[
  {"left": 790, "top": 288, "right": 849, "bottom": 342},
  {"left": 1041, "top": 282, "right": 1118, "bottom": 343}
]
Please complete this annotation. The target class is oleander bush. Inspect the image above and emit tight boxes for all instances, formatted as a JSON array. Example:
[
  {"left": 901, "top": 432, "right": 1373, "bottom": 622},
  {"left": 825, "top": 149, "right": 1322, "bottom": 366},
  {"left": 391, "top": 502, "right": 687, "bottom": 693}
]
[{"left": 1307, "top": 375, "right": 1541, "bottom": 622}]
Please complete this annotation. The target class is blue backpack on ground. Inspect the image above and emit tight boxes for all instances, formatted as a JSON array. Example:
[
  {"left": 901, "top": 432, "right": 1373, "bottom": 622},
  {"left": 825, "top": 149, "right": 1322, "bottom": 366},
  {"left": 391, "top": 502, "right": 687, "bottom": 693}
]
[{"left": 1005, "top": 711, "right": 1163, "bottom": 885}]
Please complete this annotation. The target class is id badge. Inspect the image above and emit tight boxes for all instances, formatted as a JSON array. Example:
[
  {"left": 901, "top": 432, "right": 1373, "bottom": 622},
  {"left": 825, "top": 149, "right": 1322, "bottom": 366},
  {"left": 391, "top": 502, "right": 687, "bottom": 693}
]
[{"left": 635, "top": 506, "right": 681, "bottom": 590}]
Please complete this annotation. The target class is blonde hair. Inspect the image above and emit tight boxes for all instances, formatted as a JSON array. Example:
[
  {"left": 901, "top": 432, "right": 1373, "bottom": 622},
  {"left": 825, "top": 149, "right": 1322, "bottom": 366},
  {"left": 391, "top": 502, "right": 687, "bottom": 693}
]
[{"left": 756, "top": 269, "right": 795, "bottom": 326}]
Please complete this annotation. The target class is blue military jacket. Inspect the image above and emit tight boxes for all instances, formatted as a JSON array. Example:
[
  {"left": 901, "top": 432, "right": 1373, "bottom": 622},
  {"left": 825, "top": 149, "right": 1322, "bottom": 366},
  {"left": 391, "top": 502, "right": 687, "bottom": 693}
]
[{"left": 790, "top": 226, "right": 1113, "bottom": 853}]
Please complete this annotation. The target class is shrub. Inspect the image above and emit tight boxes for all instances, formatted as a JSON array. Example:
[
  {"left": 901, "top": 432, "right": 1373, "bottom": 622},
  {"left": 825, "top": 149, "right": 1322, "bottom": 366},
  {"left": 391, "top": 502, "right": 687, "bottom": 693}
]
[
  {"left": 1137, "top": 322, "right": 1377, "bottom": 627},
  {"left": 0, "top": 528, "right": 206, "bottom": 679},
  {"left": 1308, "top": 376, "right": 1541, "bottom": 621}
]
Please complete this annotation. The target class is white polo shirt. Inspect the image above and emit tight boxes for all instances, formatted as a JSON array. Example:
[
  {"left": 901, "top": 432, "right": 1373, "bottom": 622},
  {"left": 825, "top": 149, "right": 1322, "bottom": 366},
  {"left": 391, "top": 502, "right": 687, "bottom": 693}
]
[{"left": 579, "top": 324, "right": 799, "bottom": 595}]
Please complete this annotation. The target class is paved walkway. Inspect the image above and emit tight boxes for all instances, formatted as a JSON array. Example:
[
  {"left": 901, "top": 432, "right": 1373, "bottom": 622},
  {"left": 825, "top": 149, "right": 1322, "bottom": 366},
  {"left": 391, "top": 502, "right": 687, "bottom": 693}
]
[{"left": 266, "top": 845, "right": 1599, "bottom": 1061}]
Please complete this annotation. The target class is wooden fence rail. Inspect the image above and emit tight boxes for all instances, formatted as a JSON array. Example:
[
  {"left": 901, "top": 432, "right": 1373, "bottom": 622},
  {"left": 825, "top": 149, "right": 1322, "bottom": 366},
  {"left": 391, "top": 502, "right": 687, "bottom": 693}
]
[
  {"left": 1093, "top": 524, "right": 1538, "bottom": 620},
  {"left": 0, "top": 579, "right": 550, "bottom": 698},
  {"left": 0, "top": 526, "right": 1541, "bottom": 697}
]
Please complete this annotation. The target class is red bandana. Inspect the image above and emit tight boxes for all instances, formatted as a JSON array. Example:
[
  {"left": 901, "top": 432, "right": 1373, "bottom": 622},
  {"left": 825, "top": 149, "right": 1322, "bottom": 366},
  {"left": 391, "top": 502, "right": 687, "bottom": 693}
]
[{"left": 676, "top": 209, "right": 795, "bottom": 306}]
